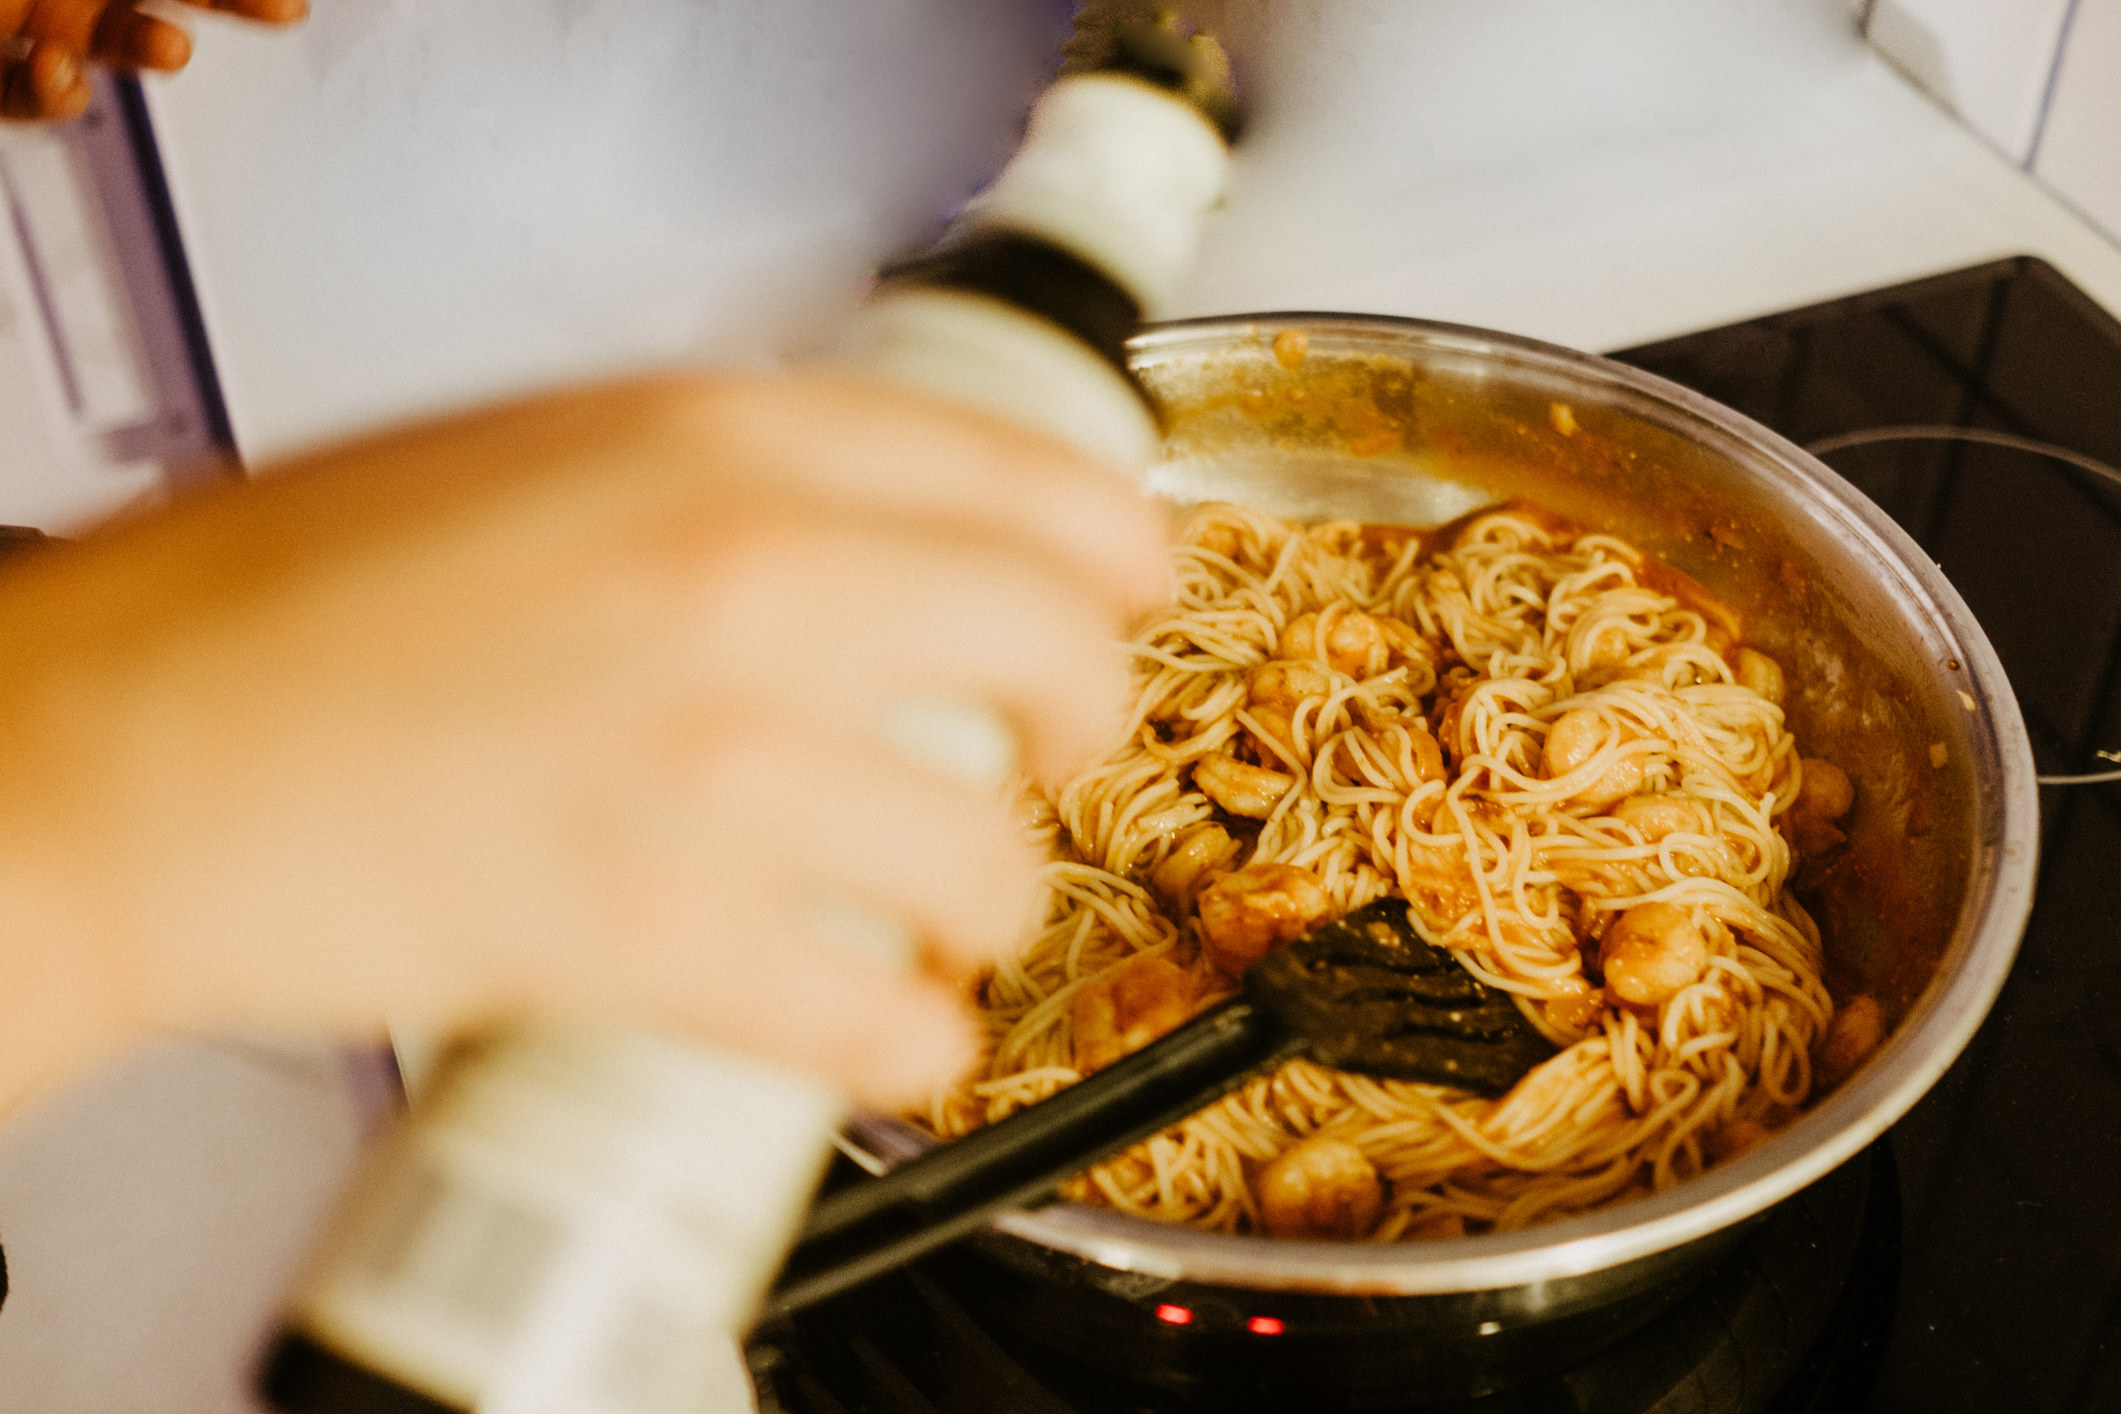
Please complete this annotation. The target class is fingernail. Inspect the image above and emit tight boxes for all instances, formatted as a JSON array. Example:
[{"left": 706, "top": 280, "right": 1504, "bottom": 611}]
[
  {"left": 145, "top": 26, "right": 192, "bottom": 71},
  {"left": 804, "top": 890, "right": 919, "bottom": 971},
  {"left": 879, "top": 696, "right": 1018, "bottom": 789}
]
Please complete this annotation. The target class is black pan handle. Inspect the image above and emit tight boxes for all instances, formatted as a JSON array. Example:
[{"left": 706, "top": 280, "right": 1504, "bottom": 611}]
[{"left": 760, "top": 996, "right": 1297, "bottom": 1320}]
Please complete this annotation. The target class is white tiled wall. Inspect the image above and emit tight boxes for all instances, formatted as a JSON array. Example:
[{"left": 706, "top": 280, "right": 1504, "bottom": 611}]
[
  {"left": 2035, "top": 0, "right": 2121, "bottom": 241},
  {"left": 1866, "top": 0, "right": 2076, "bottom": 158},
  {"left": 1867, "top": 0, "right": 2121, "bottom": 247}
]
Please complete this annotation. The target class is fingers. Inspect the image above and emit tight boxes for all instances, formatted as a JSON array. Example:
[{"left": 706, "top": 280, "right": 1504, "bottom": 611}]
[
  {"left": 671, "top": 373, "right": 1173, "bottom": 621},
  {"left": 8, "top": 1, "right": 102, "bottom": 58},
  {"left": 655, "top": 930, "right": 982, "bottom": 1109},
  {"left": 179, "top": 0, "right": 305, "bottom": 20},
  {"left": 1, "top": 0, "right": 305, "bottom": 124},
  {"left": 0, "top": 39, "right": 85, "bottom": 121},
  {"left": 539, "top": 717, "right": 1041, "bottom": 1106},
  {"left": 688, "top": 507, "right": 1138, "bottom": 780},
  {"left": 76, "top": 372, "right": 1162, "bottom": 1106},
  {"left": 89, "top": 5, "right": 187, "bottom": 71},
  {"left": 10, "top": 1, "right": 178, "bottom": 68},
  {"left": 671, "top": 714, "right": 1045, "bottom": 973}
]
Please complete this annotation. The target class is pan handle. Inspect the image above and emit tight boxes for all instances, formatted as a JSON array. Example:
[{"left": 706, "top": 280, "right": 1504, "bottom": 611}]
[{"left": 759, "top": 996, "right": 1295, "bottom": 1321}]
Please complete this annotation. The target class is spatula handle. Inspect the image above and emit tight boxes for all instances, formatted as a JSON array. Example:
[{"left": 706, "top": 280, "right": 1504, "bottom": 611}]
[{"left": 761, "top": 997, "right": 1295, "bottom": 1320}]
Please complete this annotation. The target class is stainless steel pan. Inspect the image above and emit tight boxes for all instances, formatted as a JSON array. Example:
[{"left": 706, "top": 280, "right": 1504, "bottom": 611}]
[{"left": 840, "top": 312, "right": 2037, "bottom": 1397}]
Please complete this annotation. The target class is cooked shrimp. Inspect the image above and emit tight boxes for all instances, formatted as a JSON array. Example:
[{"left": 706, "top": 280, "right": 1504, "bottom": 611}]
[
  {"left": 1785, "top": 756, "right": 1854, "bottom": 855},
  {"left": 1734, "top": 647, "right": 1785, "bottom": 705},
  {"left": 1192, "top": 518, "right": 1244, "bottom": 561},
  {"left": 1194, "top": 753, "right": 1296, "bottom": 819},
  {"left": 1377, "top": 615, "right": 1432, "bottom": 667},
  {"left": 1796, "top": 758, "right": 1854, "bottom": 820},
  {"left": 1401, "top": 839, "right": 1480, "bottom": 924},
  {"left": 1565, "top": 616, "right": 1633, "bottom": 683},
  {"left": 1600, "top": 900, "right": 1708, "bottom": 1007},
  {"left": 1543, "top": 708, "right": 1644, "bottom": 807},
  {"left": 1071, "top": 953, "right": 1197, "bottom": 1074},
  {"left": 1245, "top": 661, "right": 1332, "bottom": 759},
  {"left": 1246, "top": 705, "right": 1298, "bottom": 763},
  {"left": 1400, "top": 720, "right": 1447, "bottom": 784},
  {"left": 1433, "top": 675, "right": 1473, "bottom": 763},
  {"left": 1611, "top": 793, "right": 1707, "bottom": 841},
  {"left": 1151, "top": 823, "right": 1241, "bottom": 907},
  {"left": 1543, "top": 710, "right": 1608, "bottom": 775},
  {"left": 1256, "top": 1136, "right": 1383, "bottom": 1239},
  {"left": 1248, "top": 658, "right": 1334, "bottom": 710},
  {"left": 1814, "top": 994, "right": 1882, "bottom": 1089},
  {"left": 1278, "top": 607, "right": 1393, "bottom": 677},
  {"left": 1541, "top": 978, "right": 1605, "bottom": 1032},
  {"left": 1196, "top": 861, "right": 1333, "bottom": 975},
  {"left": 1326, "top": 715, "right": 1446, "bottom": 794}
]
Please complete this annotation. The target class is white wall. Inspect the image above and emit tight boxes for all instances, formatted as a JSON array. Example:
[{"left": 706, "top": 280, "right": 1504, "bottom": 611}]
[
  {"left": 116, "top": 0, "right": 2121, "bottom": 466},
  {"left": 1867, "top": 0, "right": 2121, "bottom": 246},
  {"left": 148, "top": 0, "right": 1071, "bottom": 463},
  {"left": 2035, "top": 0, "right": 2121, "bottom": 243}
]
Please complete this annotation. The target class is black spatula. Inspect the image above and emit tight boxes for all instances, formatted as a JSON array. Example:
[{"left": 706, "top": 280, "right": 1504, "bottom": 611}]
[{"left": 760, "top": 898, "right": 1555, "bottom": 1320}]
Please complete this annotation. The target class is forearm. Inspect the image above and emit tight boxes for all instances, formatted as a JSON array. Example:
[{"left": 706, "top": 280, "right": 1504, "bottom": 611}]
[
  {"left": 0, "top": 372, "right": 1166, "bottom": 1116},
  {"left": 0, "top": 847, "right": 133, "bottom": 1116}
]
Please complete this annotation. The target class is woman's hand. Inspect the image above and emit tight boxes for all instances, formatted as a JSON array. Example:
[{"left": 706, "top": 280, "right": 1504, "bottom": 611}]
[
  {"left": 2, "top": 0, "right": 305, "bottom": 123},
  {"left": 0, "top": 373, "right": 1169, "bottom": 1111}
]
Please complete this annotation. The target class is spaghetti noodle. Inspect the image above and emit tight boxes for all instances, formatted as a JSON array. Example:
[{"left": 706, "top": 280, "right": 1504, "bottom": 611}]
[{"left": 929, "top": 503, "right": 1869, "bottom": 1240}]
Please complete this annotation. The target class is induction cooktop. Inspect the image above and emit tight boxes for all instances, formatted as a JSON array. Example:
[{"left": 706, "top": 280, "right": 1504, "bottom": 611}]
[
  {"left": 747, "top": 257, "right": 2121, "bottom": 1414},
  {"left": 1624, "top": 255, "right": 2121, "bottom": 1414}
]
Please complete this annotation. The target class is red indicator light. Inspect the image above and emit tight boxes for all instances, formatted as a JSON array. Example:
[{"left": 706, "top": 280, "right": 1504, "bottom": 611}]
[
  {"left": 1247, "top": 1316, "right": 1286, "bottom": 1336},
  {"left": 1154, "top": 1304, "right": 1194, "bottom": 1326}
]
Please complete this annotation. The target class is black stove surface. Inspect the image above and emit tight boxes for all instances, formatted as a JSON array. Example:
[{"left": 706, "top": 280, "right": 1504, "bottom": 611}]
[
  {"left": 752, "top": 258, "right": 2121, "bottom": 1414},
  {"left": 1622, "top": 256, "right": 2121, "bottom": 1413},
  {"left": 754, "top": 1143, "right": 1900, "bottom": 1414}
]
